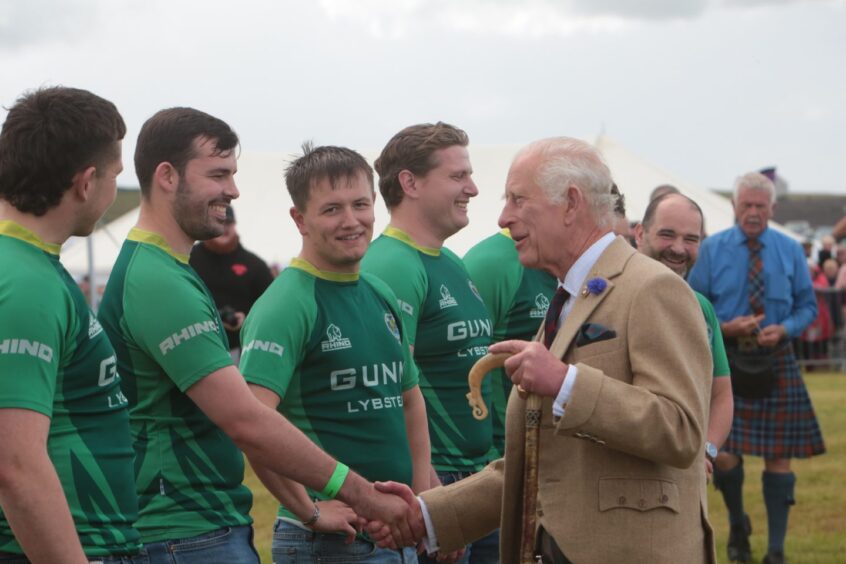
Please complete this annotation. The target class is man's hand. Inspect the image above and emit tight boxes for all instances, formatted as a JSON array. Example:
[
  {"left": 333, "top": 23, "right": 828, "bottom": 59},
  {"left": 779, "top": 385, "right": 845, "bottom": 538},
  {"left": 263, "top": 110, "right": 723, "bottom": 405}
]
[
  {"left": 362, "top": 481, "right": 424, "bottom": 549},
  {"left": 312, "top": 500, "right": 359, "bottom": 543},
  {"left": 353, "top": 482, "right": 423, "bottom": 548},
  {"left": 757, "top": 324, "right": 786, "bottom": 347},
  {"left": 720, "top": 314, "right": 764, "bottom": 337},
  {"left": 489, "top": 340, "right": 568, "bottom": 398}
]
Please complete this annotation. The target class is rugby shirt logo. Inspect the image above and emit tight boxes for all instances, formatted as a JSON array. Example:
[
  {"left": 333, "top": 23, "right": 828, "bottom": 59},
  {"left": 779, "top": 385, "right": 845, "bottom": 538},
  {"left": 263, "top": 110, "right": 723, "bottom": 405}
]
[
  {"left": 468, "top": 280, "right": 484, "bottom": 303},
  {"left": 530, "top": 293, "right": 550, "bottom": 319},
  {"left": 385, "top": 313, "right": 401, "bottom": 342},
  {"left": 321, "top": 323, "right": 352, "bottom": 352},
  {"left": 438, "top": 284, "right": 458, "bottom": 309}
]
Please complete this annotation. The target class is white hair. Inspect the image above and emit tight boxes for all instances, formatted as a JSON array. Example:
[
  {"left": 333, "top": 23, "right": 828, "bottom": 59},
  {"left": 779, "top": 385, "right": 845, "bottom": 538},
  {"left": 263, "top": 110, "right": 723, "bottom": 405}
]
[
  {"left": 733, "top": 172, "right": 775, "bottom": 203},
  {"left": 514, "top": 137, "right": 616, "bottom": 228}
]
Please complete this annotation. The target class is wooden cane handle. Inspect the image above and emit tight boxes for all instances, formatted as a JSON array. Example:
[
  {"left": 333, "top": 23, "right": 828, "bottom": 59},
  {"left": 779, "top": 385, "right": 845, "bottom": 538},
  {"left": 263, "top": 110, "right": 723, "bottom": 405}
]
[{"left": 466, "top": 352, "right": 511, "bottom": 421}]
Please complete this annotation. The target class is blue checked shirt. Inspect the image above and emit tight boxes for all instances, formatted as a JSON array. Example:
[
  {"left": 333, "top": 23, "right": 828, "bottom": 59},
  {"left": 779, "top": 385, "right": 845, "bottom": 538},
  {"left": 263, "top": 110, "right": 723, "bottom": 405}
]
[{"left": 688, "top": 225, "right": 817, "bottom": 338}]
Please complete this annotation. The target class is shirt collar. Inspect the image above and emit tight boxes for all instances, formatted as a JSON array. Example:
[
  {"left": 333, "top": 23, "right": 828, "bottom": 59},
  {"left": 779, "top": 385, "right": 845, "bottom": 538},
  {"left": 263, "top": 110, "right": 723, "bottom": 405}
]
[
  {"left": 730, "top": 223, "right": 771, "bottom": 247},
  {"left": 561, "top": 232, "right": 616, "bottom": 296},
  {"left": 382, "top": 225, "right": 441, "bottom": 256},
  {"left": 127, "top": 227, "right": 190, "bottom": 264},
  {"left": 0, "top": 220, "right": 62, "bottom": 255},
  {"left": 289, "top": 257, "right": 360, "bottom": 282}
]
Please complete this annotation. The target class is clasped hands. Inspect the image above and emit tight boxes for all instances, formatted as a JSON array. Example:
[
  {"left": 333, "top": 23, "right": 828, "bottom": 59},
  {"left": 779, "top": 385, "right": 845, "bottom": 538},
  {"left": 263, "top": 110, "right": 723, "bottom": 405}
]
[{"left": 315, "top": 482, "right": 462, "bottom": 561}]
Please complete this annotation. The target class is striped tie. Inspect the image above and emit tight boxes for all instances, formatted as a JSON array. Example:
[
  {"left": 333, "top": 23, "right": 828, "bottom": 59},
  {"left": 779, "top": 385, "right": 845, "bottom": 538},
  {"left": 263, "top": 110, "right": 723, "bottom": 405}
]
[
  {"left": 747, "top": 238, "right": 765, "bottom": 316},
  {"left": 543, "top": 287, "right": 570, "bottom": 348}
]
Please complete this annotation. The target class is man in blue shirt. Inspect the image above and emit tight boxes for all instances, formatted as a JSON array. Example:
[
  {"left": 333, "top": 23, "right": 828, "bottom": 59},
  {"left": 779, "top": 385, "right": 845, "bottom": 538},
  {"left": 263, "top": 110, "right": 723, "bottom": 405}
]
[{"left": 688, "top": 172, "right": 825, "bottom": 564}]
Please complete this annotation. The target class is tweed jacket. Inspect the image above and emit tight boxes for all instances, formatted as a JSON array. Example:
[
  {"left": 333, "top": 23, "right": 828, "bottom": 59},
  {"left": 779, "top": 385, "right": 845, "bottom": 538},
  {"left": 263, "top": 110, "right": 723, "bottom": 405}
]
[{"left": 420, "top": 237, "right": 716, "bottom": 563}]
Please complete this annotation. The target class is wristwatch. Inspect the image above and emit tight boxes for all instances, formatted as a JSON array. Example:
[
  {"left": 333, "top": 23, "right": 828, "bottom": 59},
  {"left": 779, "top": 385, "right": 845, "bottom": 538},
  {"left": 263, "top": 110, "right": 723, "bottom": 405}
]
[{"left": 705, "top": 441, "right": 718, "bottom": 463}]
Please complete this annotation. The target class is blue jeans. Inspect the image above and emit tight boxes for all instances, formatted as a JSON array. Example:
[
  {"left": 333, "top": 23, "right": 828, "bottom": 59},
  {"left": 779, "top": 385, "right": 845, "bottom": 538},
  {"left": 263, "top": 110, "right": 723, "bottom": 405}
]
[
  {"left": 271, "top": 519, "right": 418, "bottom": 563},
  {"left": 419, "top": 471, "right": 500, "bottom": 564},
  {"left": 135, "top": 525, "right": 259, "bottom": 564},
  {"left": 0, "top": 554, "right": 138, "bottom": 563}
]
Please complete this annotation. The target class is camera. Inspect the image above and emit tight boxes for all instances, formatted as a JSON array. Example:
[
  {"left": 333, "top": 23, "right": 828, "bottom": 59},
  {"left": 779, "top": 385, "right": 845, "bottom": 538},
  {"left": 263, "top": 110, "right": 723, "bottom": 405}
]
[{"left": 219, "top": 306, "right": 239, "bottom": 327}]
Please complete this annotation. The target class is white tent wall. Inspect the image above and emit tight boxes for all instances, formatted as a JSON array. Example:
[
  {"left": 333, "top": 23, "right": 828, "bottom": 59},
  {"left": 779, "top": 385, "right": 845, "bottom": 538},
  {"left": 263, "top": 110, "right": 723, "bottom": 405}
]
[{"left": 60, "top": 136, "right": 793, "bottom": 282}]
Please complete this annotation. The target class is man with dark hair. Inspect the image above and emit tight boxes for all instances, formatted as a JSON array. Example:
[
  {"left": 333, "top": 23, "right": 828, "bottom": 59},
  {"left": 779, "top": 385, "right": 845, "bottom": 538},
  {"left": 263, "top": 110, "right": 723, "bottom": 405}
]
[
  {"left": 0, "top": 86, "right": 140, "bottom": 562},
  {"left": 689, "top": 172, "right": 825, "bottom": 564},
  {"left": 98, "top": 108, "right": 419, "bottom": 563},
  {"left": 374, "top": 137, "right": 714, "bottom": 563},
  {"left": 634, "top": 193, "right": 734, "bottom": 479},
  {"left": 650, "top": 183, "right": 681, "bottom": 202},
  {"left": 240, "top": 143, "right": 431, "bottom": 563},
  {"left": 189, "top": 206, "right": 274, "bottom": 362},
  {"left": 362, "top": 122, "right": 497, "bottom": 563}
]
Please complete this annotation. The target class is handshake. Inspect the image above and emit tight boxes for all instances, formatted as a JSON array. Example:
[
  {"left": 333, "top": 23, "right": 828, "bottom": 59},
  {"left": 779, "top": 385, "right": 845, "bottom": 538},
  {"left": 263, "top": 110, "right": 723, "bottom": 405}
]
[{"left": 317, "top": 480, "right": 466, "bottom": 562}]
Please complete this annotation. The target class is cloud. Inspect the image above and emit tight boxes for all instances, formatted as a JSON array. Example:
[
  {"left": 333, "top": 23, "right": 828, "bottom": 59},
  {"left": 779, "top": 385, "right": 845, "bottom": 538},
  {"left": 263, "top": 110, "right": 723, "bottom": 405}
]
[
  {"left": 0, "top": 0, "right": 97, "bottom": 50},
  {"left": 318, "top": 0, "right": 715, "bottom": 40}
]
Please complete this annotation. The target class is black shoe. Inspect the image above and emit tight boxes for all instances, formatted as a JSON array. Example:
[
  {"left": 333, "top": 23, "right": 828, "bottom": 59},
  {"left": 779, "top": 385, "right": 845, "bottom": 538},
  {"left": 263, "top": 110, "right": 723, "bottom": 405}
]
[
  {"left": 762, "top": 551, "right": 786, "bottom": 564},
  {"left": 727, "top": 514, "right": 752, "bottom": 562}
]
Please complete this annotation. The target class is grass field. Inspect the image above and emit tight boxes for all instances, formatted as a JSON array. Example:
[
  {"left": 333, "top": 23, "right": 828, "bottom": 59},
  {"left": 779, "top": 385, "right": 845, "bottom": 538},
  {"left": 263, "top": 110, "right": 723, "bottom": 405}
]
[{"left": 244, "top": 372, "right": 845, "bottom": 563}]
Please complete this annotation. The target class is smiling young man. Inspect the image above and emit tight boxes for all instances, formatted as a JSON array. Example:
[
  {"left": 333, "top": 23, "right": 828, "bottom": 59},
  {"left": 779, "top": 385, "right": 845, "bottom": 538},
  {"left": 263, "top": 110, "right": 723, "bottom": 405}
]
[
  {"left": 239, "top": 144, "right": 430, "bottom": 563},
  {"left": 361, "top": 123, "right": 496, "bottom": 563},
  {"left": 97, "top": 109, "right": 420, "bottom": 563},
  {"left": 0, "top": 86, "right": 140, "bottom": 563}
]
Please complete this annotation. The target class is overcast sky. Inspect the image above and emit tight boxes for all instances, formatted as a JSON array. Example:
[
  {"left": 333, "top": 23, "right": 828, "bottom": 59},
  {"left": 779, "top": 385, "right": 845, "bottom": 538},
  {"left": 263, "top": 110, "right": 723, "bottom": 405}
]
[{"left": 1, "top": 0, "right": 844, "bottom": 193}]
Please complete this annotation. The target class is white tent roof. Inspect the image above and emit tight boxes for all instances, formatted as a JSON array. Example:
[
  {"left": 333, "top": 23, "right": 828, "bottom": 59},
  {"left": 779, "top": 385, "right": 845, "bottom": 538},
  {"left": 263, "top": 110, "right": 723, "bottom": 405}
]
[{"left": 61, "top": 135, "right": 791, "bottom": 281}]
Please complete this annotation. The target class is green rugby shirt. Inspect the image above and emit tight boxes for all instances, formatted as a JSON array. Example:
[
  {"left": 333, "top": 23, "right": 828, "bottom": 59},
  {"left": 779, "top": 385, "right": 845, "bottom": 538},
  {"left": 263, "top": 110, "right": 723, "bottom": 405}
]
[
  {"left": 98, "top": 228, "right": 251, "bottom": 543},
  {"left": 362, "top": 227, "right": 493, "bottom": 472},
  {"left": 463, "top": 230, "right": 557, "bottom": 458},
  {"left": 240, "top": 258, "right": 418, "bottom": 520},
  {"left": 0, "top": 221, "right": 140, "bottom": 556}
]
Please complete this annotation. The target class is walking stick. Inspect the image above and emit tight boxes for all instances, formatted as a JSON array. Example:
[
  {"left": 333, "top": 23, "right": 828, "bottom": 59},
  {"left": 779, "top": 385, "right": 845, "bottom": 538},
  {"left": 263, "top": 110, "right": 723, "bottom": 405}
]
[{"left": 467, "top": 353, "right": 542, "bottom": 564}]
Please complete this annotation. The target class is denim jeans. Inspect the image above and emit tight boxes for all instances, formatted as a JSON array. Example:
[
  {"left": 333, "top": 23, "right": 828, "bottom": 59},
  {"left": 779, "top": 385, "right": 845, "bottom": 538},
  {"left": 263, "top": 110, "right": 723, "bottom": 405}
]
[
  {"left": 135, "top": 525, "right": 259, "bottom": 564},
  {"left": 0, "top": 553, "right": 138, "bottom": 563},
  {"left": 271, "top": 519, "right": 418, "bottom": 563},
  {"left": 419, "top": 470, "right": 500, "bottom": 564}
]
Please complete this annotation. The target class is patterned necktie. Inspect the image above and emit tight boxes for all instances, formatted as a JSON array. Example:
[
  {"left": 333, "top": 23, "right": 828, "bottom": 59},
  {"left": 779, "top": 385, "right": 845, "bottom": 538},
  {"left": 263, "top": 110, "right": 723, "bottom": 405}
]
[
  {"left": 543, "top": 286, "right": 570, "bottom": 348},
  {"left": 747, "top": 238, "right": 765, "bottom": 316}
]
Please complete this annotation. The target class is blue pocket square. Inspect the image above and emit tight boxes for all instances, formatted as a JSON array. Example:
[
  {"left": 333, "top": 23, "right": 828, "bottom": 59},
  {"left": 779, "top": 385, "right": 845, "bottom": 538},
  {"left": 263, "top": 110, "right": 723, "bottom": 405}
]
[{"left": 576, "top": 323, "right": 617, "bottom": 347}]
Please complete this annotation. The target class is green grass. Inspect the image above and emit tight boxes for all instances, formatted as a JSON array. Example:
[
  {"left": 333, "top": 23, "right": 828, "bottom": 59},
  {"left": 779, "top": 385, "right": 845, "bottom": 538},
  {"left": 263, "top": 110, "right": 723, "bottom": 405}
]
[
  {"left": 707, "top": 372, "right": 846, "bottom": 563},
  {"left": 245, "top": 372, "right": 846, "bottom": 563}
]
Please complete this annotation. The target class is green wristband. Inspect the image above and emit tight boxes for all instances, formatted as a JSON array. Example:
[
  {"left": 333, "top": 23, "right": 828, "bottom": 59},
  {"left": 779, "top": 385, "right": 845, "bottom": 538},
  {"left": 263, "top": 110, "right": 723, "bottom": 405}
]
[{"left": 320, "top": 462, "right": 350, "bottom": 499}]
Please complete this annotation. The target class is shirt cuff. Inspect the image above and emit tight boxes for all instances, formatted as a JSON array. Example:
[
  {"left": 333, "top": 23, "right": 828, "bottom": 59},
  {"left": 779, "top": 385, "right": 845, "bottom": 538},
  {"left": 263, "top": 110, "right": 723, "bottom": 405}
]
[
  {"left": 552, "top": 364, "right": 578, "bottom": 418},
  {"left": 418, "top": 496, "right": 439, "bottom": 554}
]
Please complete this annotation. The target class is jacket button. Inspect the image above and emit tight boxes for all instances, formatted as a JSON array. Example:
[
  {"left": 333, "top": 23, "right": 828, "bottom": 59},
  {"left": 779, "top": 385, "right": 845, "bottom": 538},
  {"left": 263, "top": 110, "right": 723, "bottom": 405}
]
[
  {"left": 660, "top": 494, "right": 669, "bottom": 504},
  {"left": 638, "top": 499, "right": 646, "bottom": 508},
  {"left": 618, "top": 496, "right": 626, "bottom": 505}
]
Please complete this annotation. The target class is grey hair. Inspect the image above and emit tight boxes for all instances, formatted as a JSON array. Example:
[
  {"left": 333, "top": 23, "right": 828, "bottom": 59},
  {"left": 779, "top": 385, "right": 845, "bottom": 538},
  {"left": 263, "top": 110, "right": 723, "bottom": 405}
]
[
  {"left": 733, "top": 172, "right": 775, "bottom": 203},
  {"left": 514, "top": 137, "right": 616, "bottom": 228}
]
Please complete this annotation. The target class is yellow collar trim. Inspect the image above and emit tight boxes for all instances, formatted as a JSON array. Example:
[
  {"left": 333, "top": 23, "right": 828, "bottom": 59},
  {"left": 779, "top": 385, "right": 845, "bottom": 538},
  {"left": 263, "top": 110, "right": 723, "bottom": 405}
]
[
  {"left": 0, "top": 220, "right": 61, "bottom": 255},
  {"left": 290, "top": 258, "right": 360, "bottom": 282},
  {"left": 383, "top": 226, "right": 440, "bottom": 256},
  {"left": 127, "top": 228, "right": 190, "bottom": 264}
]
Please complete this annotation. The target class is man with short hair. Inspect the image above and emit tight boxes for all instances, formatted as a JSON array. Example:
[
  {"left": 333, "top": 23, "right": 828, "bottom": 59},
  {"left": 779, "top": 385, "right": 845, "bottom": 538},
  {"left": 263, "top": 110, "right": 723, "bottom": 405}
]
[
  {"left": 689, "top": 172, "right": 825, "bottom": 564},
  {"left": 0, "top": 86, "right": 140, "bottom": 562},
  {"left": 376, "top": 137, "right": 714, "bottom": 563},
  {"left": 633, "top": 192, "right": 734, "bottom": 475},
  {"left": 362, "top": 122, "right": 497, "bottom": 563},
  {"left": 240, "top": 143, "right": 431, "bottom": 563},
  {"left": 98, "top": 107, "right": 419, "bottom": 563},
  {"left": 189, "top": 206, "right": 274, "bottom": 363}
]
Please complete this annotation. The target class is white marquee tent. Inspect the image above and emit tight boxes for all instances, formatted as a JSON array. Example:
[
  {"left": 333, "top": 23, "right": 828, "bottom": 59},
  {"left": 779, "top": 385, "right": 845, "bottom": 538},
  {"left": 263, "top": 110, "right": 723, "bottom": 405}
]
[{"left": 61, "top": 135, "right": 793, "bottom": 284}]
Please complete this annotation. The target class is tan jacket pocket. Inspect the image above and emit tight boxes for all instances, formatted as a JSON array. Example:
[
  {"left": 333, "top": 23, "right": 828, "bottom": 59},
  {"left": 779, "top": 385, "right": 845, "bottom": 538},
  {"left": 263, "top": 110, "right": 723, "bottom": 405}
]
[{"left": 598, "top": 477, "right": 680, "bottom": 513}]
